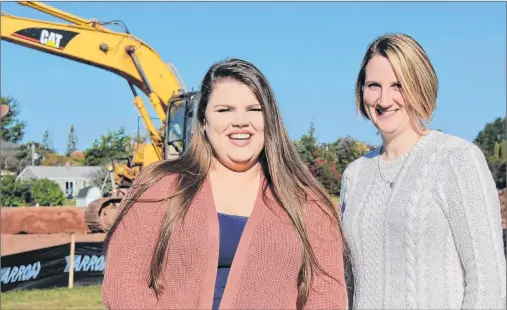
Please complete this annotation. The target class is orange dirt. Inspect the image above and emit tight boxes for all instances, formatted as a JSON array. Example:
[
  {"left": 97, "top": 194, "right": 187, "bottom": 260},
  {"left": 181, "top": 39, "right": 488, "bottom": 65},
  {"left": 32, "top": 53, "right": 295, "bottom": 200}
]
[
  {"left": 1, "top": 206, "right": 90, "bottom": 234},
  {"left": 0, "top": 189, "right": 504, "bottom": 257},
  {"left": 1, "top": 207, "right": 106, "bottom": 256},
  {"left": 1, "top": 207, "right": 105, "bottom": 255}
]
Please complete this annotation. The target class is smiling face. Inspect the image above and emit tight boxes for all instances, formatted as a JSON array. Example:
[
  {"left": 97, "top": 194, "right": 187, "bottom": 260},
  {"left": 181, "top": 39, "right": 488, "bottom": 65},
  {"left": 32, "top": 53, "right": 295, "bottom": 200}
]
[
  {"left": 204, "top": 79, "right": 265, "bottom": 172},
  {"left": 356, "top": 34, "right": 439, "bottom": 137},
  {"left": 362, "top": 55, "right": 412, "bottom": 135}
]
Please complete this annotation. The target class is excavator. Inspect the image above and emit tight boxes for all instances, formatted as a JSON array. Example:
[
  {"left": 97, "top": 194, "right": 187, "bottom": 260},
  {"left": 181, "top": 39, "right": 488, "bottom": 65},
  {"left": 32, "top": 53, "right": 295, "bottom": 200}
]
[{"left": 1, "top": 1, "right": 199, "bottom": 232}]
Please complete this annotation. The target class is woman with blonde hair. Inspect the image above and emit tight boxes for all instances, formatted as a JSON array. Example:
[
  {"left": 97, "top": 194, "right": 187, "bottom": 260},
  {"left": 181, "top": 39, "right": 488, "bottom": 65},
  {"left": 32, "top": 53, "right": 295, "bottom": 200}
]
[
  {"left": 102, "top": 58, "right": 348, "bottom": 309},
  {"left": 340, "top": 33, "right": 506, "bottom": 309}
]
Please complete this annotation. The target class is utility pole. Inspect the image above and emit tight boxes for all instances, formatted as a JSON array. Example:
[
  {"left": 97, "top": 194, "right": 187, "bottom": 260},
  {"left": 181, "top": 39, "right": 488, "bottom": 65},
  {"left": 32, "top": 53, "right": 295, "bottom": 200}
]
[{"left": 31, "top": 144, "right": 40, "bottom": 166}]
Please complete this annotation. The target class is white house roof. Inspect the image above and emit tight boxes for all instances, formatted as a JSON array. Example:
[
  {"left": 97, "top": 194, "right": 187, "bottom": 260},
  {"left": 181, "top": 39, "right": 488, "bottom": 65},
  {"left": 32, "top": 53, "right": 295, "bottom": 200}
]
[{"left": 16, "top": 165, "right": 102, "bottom": 180}]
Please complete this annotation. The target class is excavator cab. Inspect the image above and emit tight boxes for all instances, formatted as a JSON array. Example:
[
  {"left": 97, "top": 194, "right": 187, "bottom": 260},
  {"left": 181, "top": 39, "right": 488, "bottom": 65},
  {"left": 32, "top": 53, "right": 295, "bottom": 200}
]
[{"left": 165, "top": 91, "right": 199, "bottom": 159}]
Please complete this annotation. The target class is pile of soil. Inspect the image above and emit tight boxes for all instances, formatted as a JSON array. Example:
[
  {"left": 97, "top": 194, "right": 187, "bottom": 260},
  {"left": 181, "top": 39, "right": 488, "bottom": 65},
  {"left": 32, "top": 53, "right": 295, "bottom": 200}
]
[{"left": 1, "top": 206, "right": 90, "bottom": 234}]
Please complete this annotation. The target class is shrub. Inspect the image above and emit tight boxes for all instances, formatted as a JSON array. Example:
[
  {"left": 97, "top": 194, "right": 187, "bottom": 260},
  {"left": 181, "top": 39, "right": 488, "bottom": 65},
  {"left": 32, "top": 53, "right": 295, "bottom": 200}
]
[
  {"left": 0, "top": 175, "right": 31, "bottom": 206},
  {"left": 30, "top": 178, "right": 65, "bottom": 206}
]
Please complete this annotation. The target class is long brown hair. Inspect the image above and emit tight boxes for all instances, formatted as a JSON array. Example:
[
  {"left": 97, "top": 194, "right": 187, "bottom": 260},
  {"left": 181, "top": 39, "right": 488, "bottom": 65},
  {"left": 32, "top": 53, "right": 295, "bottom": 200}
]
[{"left": 104, "top": 58, "right": 343, "bottom": 308}]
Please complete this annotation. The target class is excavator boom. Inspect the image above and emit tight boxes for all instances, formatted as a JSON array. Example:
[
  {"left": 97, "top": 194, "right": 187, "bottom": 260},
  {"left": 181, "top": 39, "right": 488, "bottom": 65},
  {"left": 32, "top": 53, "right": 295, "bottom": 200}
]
[
  {"left": 17, "top": 1, "right": 103, "bottom": 28},
  {"left": 1, "top": 2, "right": 198, "bottom": 233},
  {"left": 1, "top": 7, "right": 187, "bottom": 131}
]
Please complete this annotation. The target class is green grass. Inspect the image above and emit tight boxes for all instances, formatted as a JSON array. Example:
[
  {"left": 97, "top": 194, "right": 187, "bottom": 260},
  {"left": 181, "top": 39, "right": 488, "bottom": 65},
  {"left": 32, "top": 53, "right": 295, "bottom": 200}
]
[
  {"left": 64, "top": 199, "right": 76, "bottom": 206},
  {"left": 1, "top": 285, "right": 105, "bottom": 309},
  {"left": 331, "top": 195, "right": 340, "bottom": 205}
]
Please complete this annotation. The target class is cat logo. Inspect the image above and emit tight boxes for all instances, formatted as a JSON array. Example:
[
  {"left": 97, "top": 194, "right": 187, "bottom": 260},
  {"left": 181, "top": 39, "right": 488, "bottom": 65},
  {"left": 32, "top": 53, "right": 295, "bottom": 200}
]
[
  {"left": 11, "top": 27, "right": 80, "bottom": 51},
  {"left": 39, "top": 30, "right": 63, "bottom": 49}
]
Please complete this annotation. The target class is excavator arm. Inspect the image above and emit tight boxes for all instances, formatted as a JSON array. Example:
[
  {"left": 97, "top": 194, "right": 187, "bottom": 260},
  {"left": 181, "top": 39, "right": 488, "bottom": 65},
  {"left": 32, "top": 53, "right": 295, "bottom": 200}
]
[
  {"left": 1, "top": 2, "right": 199, "bottom": 233},
  {"left": 1, "top": 1, "right": 191, "bottom": 161}
]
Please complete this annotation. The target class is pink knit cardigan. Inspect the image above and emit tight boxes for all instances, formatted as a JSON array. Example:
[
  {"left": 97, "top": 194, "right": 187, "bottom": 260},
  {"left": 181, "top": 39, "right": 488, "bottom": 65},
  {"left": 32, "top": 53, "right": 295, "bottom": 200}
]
[{"left": 102, "top": 173, "right": 347, "bottom": 309}]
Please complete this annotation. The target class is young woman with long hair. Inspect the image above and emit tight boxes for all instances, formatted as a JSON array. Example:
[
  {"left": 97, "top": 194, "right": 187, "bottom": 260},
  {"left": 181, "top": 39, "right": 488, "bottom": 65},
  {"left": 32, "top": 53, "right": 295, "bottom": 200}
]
[{"left": 102, "top": 58, "right": 348, "bottom": 310}]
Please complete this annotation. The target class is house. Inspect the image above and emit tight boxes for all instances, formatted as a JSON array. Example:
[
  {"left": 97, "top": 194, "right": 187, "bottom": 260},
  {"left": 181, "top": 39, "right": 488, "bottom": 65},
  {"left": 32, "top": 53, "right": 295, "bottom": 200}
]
[{"left": 16, "top": 165, "right": 102, "bottom": 199}]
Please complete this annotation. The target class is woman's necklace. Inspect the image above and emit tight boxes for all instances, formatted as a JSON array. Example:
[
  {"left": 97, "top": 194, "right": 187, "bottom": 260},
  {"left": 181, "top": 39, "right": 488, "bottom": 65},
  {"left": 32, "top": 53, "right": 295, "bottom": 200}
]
[{"left": 377, "top": 135, "right": 422, "bottom": 189}]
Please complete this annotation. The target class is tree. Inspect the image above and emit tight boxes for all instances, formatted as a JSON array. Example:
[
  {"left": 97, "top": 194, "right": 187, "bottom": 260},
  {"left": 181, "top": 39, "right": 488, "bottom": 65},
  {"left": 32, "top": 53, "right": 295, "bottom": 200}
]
[
  {"left": 41, "top": 152, "right": 66, "bottom": 166},
  {"left": 0, "top": 139, "right": 22, "bottom": 172},
  {"left": 0, "top": 96, "right": 26, "bottom": 144},
  {"left": 69, "top": 151, "right": 85, "bottom": 166},
  {"left": 474, "top": 117, "right": 506, "bottom": 157},
  {"left": 474, "top": 117, "right": 506, "bottom": 189},
  {"left": 294, "top": 122, "right": 318, "bottom": 163},
  {"left": 328, "top": 136, "right": 374, "bottom": 174},
  {"left": 83, "top": 127, "right": 132, "bottom": 166},
  {"left": 66, "top": 124, "right": 77, "bottom": 156},
  {"left": 0, "top": 175, "right": 32, "bottom": 206},
  {"left": 42, "top": 129, "right": 54, "bottom": 152},
  {"left": 14, "top": 141, "right": 51, "bottom": 168},
  {"left": 312, "top": 159, "right": 341, "bottom": 196},
  {"left": 293, "top": 123, "right": 346, "bottom": 196},
  {"left": 488, "top": 139, "right": 507, "bottom": 189},
  {"left": 91, "top": 166, "right": 113, "bottom": 193},
  {"left": 30, "top": 178, "right": 66, "bottom": 206}
]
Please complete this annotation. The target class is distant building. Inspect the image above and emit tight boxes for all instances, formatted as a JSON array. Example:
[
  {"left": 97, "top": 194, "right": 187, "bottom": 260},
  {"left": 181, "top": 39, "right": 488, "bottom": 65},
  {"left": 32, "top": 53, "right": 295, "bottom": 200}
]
[
  {"left": 16, "top": 165, "right": 102, "bottom": 199},
  {"left": 75, "top": 186, "right": 103, "bottom": 207}
]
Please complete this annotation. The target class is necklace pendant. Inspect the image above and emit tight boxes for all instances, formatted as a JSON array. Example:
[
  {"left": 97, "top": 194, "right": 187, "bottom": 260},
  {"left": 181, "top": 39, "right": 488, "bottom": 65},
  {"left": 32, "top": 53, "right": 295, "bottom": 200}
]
[{"left": 390, "top": 182, "right": 395, "bottom": 188}]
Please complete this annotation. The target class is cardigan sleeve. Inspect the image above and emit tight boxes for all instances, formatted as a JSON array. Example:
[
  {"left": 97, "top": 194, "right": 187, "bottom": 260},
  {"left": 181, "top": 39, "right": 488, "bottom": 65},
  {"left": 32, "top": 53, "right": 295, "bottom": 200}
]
[
  {"left": 304, "top": 201, "right": 348, "bottom": 310},
  {"left": 339, "top": 166, "right": 355, "bottom": 310},
  {"left": 442, "top": 144, "right": 506, "bottom": 309},
  {"left": 101, "top": 183, "right": 169, "bottom": 309}
]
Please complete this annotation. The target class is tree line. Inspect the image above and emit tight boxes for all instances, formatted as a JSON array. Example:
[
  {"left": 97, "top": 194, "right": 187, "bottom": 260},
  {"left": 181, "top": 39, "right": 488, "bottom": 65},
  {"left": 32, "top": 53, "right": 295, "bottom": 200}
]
[
  {"left": 295, "top": 118, "right": 506, "bottom": 194},
  {"left": 0, "top": 95, "right": 505, "bottom": 206}
]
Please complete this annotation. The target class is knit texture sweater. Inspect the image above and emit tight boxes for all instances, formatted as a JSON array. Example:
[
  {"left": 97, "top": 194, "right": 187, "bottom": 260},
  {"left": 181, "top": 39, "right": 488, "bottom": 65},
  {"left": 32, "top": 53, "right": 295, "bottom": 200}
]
[
  {"left": 340, "top": 130, "right": 506, "bottom": 309},
  {"left": 102, "top": 173, "right": 347, "bottom": 309}
]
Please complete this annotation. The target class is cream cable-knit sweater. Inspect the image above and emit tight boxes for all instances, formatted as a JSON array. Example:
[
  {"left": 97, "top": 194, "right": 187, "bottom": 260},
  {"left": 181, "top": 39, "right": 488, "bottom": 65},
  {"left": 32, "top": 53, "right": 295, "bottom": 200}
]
[{"left": 340, "top": 130, "right": 506, "bottom": 309}]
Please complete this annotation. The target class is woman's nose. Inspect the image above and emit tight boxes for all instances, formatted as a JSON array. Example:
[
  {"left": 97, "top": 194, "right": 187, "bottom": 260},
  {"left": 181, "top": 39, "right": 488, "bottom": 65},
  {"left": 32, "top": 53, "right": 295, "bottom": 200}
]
[{"left": 231, "top": 110, "right": 249, "bottom": 127}]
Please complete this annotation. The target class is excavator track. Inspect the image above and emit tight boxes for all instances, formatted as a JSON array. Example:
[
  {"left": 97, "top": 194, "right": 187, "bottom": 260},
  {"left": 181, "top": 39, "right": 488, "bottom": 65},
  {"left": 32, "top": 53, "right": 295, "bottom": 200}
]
[{"left": 84, "top": 197, "right": 122, "bottom": 233}]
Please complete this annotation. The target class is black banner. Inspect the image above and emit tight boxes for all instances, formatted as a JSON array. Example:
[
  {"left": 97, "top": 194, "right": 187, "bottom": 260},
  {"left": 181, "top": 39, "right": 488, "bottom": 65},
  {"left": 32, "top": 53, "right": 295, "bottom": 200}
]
[
  {"left": 1, "top": 242, "right": 104, "bottom": 293},
  {"left": 1, "top": 232, "right": 505, "bottom": 293}
]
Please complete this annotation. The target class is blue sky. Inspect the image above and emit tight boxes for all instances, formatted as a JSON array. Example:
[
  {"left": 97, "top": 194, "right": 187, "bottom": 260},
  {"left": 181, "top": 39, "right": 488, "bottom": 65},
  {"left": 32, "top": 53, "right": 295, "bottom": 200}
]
[{"left": 1, "top": 1, "right": 505, "bottom": 154}]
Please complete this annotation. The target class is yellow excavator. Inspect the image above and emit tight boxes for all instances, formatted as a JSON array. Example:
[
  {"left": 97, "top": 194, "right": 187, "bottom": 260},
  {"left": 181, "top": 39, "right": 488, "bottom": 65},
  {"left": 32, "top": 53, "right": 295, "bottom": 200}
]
[{"left": 1, "top": 1, "right": 199, "bottom": 232}]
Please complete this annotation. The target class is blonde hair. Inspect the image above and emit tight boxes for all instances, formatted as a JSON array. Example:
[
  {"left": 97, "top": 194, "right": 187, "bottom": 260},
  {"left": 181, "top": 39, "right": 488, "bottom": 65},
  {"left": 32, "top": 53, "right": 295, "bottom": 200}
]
[{"left": 355, "top": 33, "right": 438, "bottom": 128}]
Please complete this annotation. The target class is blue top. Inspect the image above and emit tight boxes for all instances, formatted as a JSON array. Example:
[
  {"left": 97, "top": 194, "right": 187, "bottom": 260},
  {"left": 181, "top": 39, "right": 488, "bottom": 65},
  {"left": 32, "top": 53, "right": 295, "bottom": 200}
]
[{"left": 212, "top": 212, "right": 248, "bottom": 310}]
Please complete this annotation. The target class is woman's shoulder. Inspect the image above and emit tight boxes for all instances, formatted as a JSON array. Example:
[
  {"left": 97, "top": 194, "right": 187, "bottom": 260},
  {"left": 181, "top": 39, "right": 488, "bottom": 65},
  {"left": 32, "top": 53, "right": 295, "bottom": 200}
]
[
  {"left": 429, "top": 130, "right": 485, "bottom": 161},
  {"left": 118, "top": 170, "right": 181, "bottom": 215},
  {"left": 342, "top": 146, "right": 380, "bottom": 179},
  {"left": 136, "top": 172, "right": 181, "bottom": 200}
]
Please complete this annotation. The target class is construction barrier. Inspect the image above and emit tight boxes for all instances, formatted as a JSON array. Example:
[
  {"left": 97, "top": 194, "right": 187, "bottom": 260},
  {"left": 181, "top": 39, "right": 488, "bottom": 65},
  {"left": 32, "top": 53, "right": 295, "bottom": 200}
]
[
  {"left": 1, "top": 230, "right": 505, "bottom": 293},
  {"left": 1, "top": 240, "right": 104, "bottom": 293}
]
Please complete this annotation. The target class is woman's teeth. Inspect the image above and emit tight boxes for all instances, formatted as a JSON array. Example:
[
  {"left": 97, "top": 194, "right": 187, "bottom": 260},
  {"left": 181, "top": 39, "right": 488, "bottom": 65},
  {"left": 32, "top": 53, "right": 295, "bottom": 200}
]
[
  {"left": 377, "top": 109, "right": 397, "bottom": 116},
  {"left": 230, "top": 133, "right": 251, "bottom": 140}
]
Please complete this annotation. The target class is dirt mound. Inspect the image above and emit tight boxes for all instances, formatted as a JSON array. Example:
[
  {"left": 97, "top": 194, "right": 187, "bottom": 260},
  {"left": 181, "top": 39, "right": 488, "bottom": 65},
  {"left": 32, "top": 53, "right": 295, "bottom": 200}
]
[
  {"left": 1, "top": 207, "right": 90, "bottom": 234},
  {"left": 499, "top": 188, "right": 506, "bottom": 229}
]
